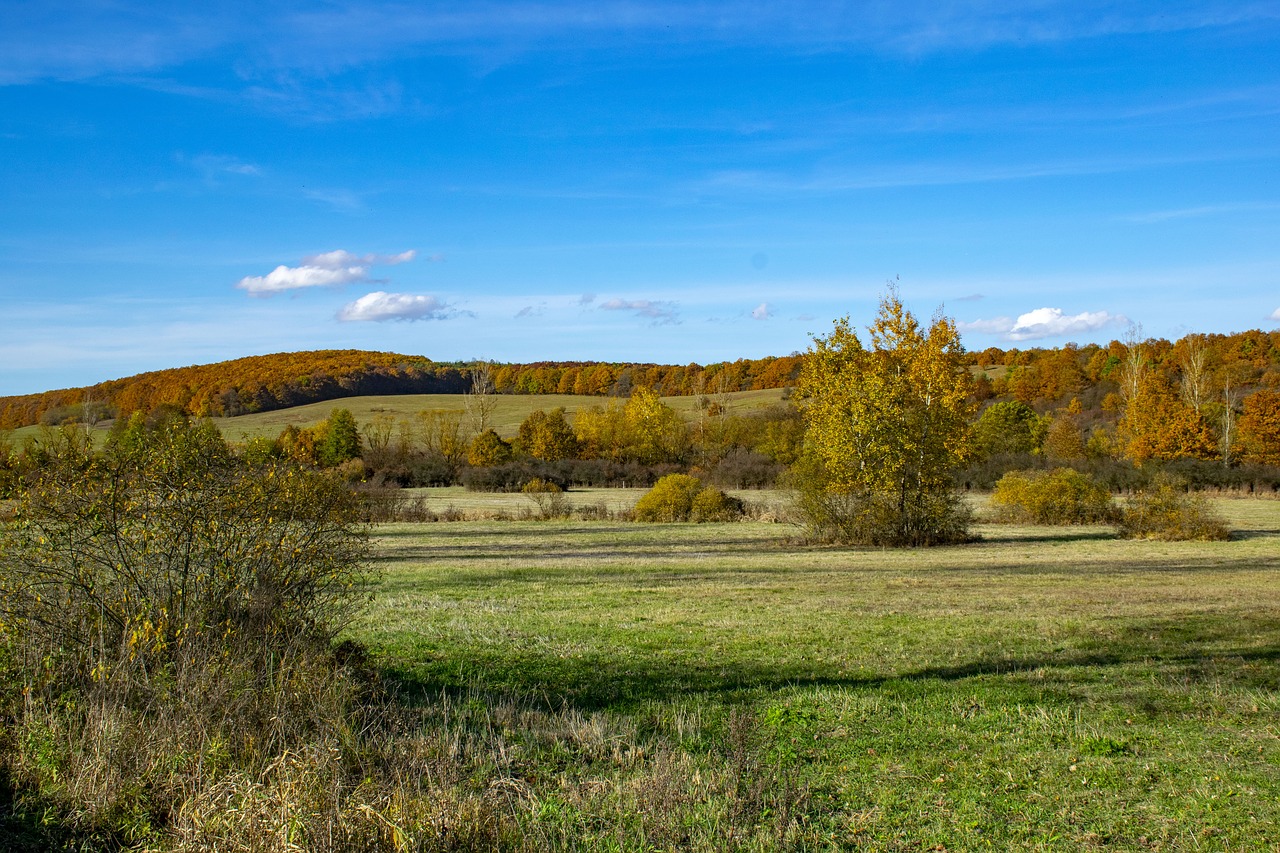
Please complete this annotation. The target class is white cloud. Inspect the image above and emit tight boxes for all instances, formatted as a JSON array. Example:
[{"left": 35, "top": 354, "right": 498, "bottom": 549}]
[
  {"left": 959, "top": 307, "right": 1127, "bottom": 342},
  {"left": 957, "top": 317, "right": 1015, "bottom": 335},
  {"left": 599, "top": 298, "right": 679, "bottom": 324},
  {"left": 236, "top": 249, "right": 416, "bottom": 295},
  {"left": 1270, "top": 307, "right": 1280, "bottom": 323},
  {"left": 1008, "top": 307, "right": 1126, "bottom": 341},
  {"left": 236, "top": 263, "right": 367, "bottom": 293},
  {"left": 337, "top": 291, "right": 452, "bottom": 322},
  {"left": 751, "top": 302, "right": 772, "bottom": 320},
  {"left": 303, "top": 249, "right": 415, "bottom": 267}
]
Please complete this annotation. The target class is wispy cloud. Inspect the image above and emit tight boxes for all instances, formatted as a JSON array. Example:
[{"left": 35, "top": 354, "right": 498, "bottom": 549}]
[
  {"left": 958, "top": 317, "right": 1017, "bottom": 335},
  {"left": 689, "top": 151, "right": 1242, "bottom": 197},
  {"left": 599, "top": 297, "right": 679, "bottom": 324},
  {"left": 959, "top": 307, "right": 1128, "bottom": 342},
  {"left": 303, "top": 188, "right": 366, "bottom": 212},
  {"left": 275, "top": 2, "right": 1280, "bottom": 66},
  {"left": 1126, "top": 201, "right": 1280, "bottom": 223},
  {"left": 751, "top": 302, "right": 772, "bottom": 320},
  {"left": 181, "top": 153, "right": 262, "bottom": 182},
  {"left": 236, "top": 249, "right": 416, "bottom": 295},
  {"left": 1270, "top": 306, "right": 1280, "bottom": 323},
  {"left": 337, "top": 291, "right": 454, "bottom": 322},
  {"left": 9, "top": 2, "right": 1277, "bottom": 87}
]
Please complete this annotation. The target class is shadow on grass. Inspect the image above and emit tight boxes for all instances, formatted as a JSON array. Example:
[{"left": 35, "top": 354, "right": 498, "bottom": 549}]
[
  {"left": 380, "top": 612, "right": 1280, "bottom": 713},
  {"left": 972, "top": 527, "right": 1119, "bottom": 544},
  {"left": 0, "top": 768, "right": 117, "bottom": 853},
  {"left": 1224, "top": 529, "right": 1280, "bottom": 541}
]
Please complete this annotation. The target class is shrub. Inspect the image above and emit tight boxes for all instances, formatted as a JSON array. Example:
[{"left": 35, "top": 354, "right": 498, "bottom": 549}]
[
  {"left": 789, "top": 456, "right": 973, "bottom": 546},
  {"left": 0, "top": 418, "right": 375, "bottom": 841},
  {"left": 522, "top": 478, "right": 571, "bottom": 519},
  {"left": 690, "top": 486, "right": 745, "bottom": 522},
  {"left": 633, "top": 474, "right": 743, "bottom": 523},
  {"left": 990, "top": 468, "right": 1117, "bottom": 525},
  {"left": 1119, "top": 472, "right": 1231, "bottom": 541}
]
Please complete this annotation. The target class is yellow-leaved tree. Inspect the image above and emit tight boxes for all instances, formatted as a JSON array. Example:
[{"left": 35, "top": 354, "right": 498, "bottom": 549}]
[{"left": 795, "top": 289, "right": 974, "bottom": 545}]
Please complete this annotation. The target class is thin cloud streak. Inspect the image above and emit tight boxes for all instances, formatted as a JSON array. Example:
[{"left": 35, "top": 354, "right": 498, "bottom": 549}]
[
  {"left": 6, "top": 2, "right": 1278, "bottom": 85},
  {"left": 1125, "top": 201, "right": 1280, "bottom": 223},
  {"left": 599, "top": 297, "right": 679, "bottom": 324},
  {"left": 689, "top": 151, "right": 1265, "bottom": 197}
]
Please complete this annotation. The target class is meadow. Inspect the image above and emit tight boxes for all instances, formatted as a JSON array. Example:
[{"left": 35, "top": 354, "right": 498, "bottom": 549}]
[
  {"left": 335, "top": 495, "right": 1280, "bottom": 850},
  {"left": 210, "top": 389, "right": 788, "bottom": 443},
  {"left": 6, "top": 389, "right": 788, "bottom": 447}
]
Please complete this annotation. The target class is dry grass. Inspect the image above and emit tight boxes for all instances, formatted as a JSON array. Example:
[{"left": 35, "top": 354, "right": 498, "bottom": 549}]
[{"left": 6, "top": 496, "right": 1280, "bottom": 850}]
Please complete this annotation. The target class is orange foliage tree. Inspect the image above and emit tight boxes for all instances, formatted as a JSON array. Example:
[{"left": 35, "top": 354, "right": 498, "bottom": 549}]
[
  {"left": 1120, "top": 375, "right": 1217, "bottom": 464},
  {"left": 1239, "top": 389, "right": 1280, "bottom": 465}
]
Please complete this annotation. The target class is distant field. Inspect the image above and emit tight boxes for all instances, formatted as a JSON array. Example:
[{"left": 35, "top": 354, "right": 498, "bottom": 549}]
[
  {"left": 354, "top": 496, "right": 1280, "bottom": 848},
  {"left": 4, "top": 388, "right": 787, "bottom": 447}
]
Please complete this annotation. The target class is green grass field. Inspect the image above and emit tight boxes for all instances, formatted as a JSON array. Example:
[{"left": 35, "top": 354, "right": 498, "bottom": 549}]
[
  {"left": 350, "top": 497, "right": 1280, "bottom": 850},
  {"left": 211, "top": 388, "right": 786, "bottom": 443}
]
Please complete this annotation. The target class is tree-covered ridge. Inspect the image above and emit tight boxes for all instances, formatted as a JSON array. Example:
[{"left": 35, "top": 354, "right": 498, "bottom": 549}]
[
  {"left": 3, "top": 328, "right": 1279, "bottom": 449},
  {"left": 0, "top": 351, "right": 807, "bottom": 429},
  {"left": 0, "top": 350, "right": 465, "bottom": 428},
  {"left": 969, "top": 329, "right": 1280, "bottom": 408}
]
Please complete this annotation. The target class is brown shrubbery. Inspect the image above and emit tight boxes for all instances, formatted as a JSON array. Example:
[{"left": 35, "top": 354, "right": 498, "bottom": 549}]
[
  {"left": 0, "top": 417, "right": 377, "bottom": 847},
  {"left": 1118, "top": 472, "right": 1231, "bottom": 541}
]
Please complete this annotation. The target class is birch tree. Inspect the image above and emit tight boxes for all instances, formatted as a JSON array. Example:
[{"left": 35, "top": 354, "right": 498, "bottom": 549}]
[{"left": 795, "top": 289, "right": 974, "bottom": 546}]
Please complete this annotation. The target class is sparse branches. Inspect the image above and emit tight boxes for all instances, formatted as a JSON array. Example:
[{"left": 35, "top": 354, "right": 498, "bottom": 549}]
[
  {"left": 465, "top": 361, "right": 498, "bottom": 434},
  {"left": 1120, "top": 323, "right": 1148, "bottom": 405},
  {"left": 362, "top": 413, "right": 396, "bottom": 457},
  {"left": 1179, "top": 333, "right": 1210, "bottom": 412},
  {"left": 1219, "top": 378, "right": 1241, "bottom": 465},
  {"left": 0, "top": 418, "right": 373, "bottom": 691}
]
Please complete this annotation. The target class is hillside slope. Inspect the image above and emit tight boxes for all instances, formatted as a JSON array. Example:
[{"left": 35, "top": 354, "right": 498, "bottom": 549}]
[{"left": 0, "top": 350, "right": 804, "bottom": 429}]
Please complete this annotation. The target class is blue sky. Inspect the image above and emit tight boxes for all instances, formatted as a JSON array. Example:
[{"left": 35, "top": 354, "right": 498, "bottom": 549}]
[{"left": 2, "top": 1, "right": 1278, "bottom": 396}]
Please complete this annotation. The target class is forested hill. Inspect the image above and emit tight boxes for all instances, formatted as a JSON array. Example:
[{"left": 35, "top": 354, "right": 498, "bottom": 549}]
[
  {"left": 0, "top": 350, "right": 806, "bottom": 429},
  {"left": 4, "top": 328, "right": 1279, "bottom": 432}
]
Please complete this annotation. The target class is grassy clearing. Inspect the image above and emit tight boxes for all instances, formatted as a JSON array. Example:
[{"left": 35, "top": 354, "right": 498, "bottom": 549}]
[
  {"left": 210, "top": 389, "right": 787, "bottom": 443},
  {"left": 351, "top": 497, "right": 1280, "bottom": 850}
]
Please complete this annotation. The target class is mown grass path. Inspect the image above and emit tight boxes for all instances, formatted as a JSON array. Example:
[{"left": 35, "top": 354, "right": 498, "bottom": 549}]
[{"left": 356, "top": 499, "right": 1280, "bottom": 850}]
